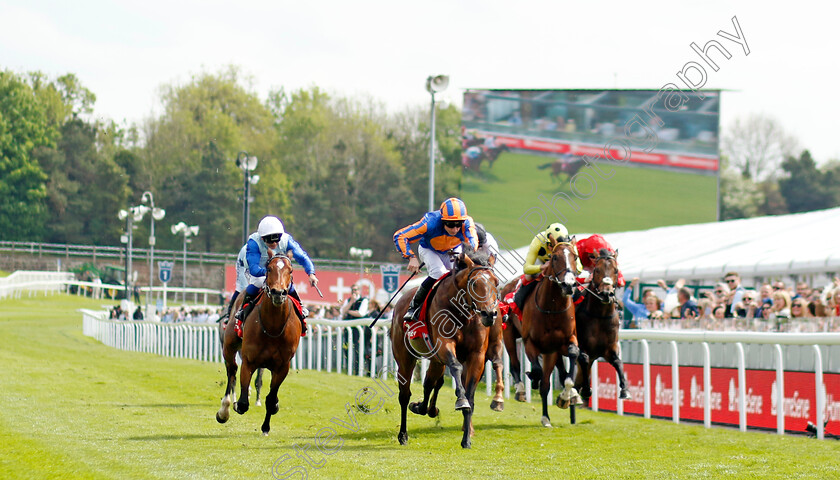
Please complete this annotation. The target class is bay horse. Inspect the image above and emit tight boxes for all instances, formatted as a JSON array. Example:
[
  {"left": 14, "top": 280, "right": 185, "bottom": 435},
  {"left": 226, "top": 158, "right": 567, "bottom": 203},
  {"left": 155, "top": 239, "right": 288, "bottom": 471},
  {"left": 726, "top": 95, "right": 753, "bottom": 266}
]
[
  {"left": 537, "top": 155, "right": 586, "bottom": 182},
  {"left": 215, "top": 251, "right": 301, "bottom": 435},
  {"left": 463, "top": 144, "right": 510, "bottom": 171},
  {"left": 574, "top": 248, "right": 630, "bottom": 402},
  {"left": 391, "top": 250, "right": 499, "bottom": 448},
  {"left": 502, "top": 239, "right": 581, "bottom": 427}
]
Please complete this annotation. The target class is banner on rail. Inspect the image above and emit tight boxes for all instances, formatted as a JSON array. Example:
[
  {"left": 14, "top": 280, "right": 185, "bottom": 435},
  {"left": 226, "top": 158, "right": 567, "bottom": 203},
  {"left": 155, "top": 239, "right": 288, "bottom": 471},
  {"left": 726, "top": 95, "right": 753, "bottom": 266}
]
[
  {"left": 592, "top": 363, "right": 840, "bottom": 436},
  {"left": 225, "top": 266, "right": 410, "bottom": 305}
]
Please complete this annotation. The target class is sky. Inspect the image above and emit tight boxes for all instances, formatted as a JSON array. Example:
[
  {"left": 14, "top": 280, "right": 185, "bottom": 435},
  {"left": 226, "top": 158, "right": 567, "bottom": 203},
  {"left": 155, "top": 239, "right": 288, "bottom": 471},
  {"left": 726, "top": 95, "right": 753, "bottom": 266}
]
[{"left": 2, "top": 0, "right": 838, "bottom": 162}]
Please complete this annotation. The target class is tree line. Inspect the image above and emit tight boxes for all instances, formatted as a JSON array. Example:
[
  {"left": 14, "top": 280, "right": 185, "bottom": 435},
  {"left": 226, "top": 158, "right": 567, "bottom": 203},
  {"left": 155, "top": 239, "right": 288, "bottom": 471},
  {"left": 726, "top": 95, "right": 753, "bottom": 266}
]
[
  {"left": 2, "top": 68, "right": 838, "bottom": 260},
  {"left": 0, "top": 67, "right": 461, "bottom": 261}
]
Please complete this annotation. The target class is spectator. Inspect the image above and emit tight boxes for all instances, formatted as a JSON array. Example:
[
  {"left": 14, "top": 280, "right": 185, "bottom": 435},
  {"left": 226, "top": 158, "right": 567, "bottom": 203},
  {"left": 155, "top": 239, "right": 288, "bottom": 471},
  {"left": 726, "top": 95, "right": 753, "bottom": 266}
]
[
  {"left": 771, "top": 290, "right": 792, "bottom": 319},
  {"left": 712, "top": 305, "right": 726, "bottom": 320},
  {"left": 132, "top": 306, "right": 144, "bottom": 321},
  {"left": 734, "top": 290, "right": 760, "bottom": 319},
  {"left": 723, "top": 272, "right": 745, "bottom": 317},
  {"left": 790, "top": 298, "right": 812, "bottom": 318},
  {"left": 340, "top": 284, "right": 369, "bottom": 320},
  {"left": 793, "top": 282, "right": 811, "bottom": 300},
  {"left": 623, "top": 277, "right": 662, "bottom": 328},
  {"left": 658, "top": 278, "right": 685, "bottom": 315},
  {"left": 756, "top": 298, "right": 774, "bottom": 320},
  {"left": 678, "top": 287, "right": 699, "bottom": 319},
  {"left": 759, "top": 283, "right": 773, "bottom": 303},
  {"left": 367, "top": 300, "right": 382, "bottom": 320},
  {"left": 207, "top": 308, "right": 221, "bottom": 324}
]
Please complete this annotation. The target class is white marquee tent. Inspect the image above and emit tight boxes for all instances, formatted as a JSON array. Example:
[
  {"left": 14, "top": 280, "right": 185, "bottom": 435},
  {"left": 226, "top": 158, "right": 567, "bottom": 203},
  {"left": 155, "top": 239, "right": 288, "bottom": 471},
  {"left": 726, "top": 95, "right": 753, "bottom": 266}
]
[{"left": 496, "top": 207, "right": 840, "bottom": 288}]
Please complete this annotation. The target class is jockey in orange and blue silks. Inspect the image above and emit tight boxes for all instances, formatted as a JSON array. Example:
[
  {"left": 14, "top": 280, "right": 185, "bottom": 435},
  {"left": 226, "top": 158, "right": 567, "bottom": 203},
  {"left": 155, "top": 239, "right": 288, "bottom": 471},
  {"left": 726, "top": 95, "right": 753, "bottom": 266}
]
[{"left": 393, "top": 197, "right": 478, "bottom": 322}]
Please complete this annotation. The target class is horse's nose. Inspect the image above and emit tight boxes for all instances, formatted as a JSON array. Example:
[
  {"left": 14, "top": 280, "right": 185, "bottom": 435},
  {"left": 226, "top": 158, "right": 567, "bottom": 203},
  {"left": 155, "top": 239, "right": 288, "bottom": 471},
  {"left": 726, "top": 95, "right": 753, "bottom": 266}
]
[{"left": 479, "top": 310, "right": 496, "bottom": 327}]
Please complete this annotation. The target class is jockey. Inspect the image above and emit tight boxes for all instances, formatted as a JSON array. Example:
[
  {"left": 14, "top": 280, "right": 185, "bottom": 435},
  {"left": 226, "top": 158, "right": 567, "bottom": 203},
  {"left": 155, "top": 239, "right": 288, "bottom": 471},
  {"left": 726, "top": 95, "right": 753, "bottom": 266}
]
[
  {"left": 393, "top": 197, "right": 478, "bottom": 322},
  {"left": 234, "top": 215, "right": 319, "bottom": 335},
  {"left": 574, "top": 233, "right": 624, "bottom": 290},
  {"left": 501, "top": 223, "right": 580, "bottom": 322}
]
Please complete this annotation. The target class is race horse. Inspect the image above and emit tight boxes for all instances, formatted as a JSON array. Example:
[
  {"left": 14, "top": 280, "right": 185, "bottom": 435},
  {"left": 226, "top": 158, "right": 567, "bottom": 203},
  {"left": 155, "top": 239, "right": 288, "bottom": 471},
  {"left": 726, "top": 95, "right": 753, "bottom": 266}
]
[
  {"left": 484, "top": 310, "right": 506, "bottom": 412},
  {"left": 391, "top": 250, "right": 499, "bottom": 448},
  {"left": 537, "top": 155, "right": 586, "bottom": 182},
  {"left": 574, "top": 248, "right": 630, "bottom": 402},
  {"left": 215, "top": 251, "right": 302, "bottom": 435},
  {"left": 462, "top": 144, "right": 510, "bottom": 171},
  {"left": 502, "top": 239, "right": 581, "bottom": 427}
]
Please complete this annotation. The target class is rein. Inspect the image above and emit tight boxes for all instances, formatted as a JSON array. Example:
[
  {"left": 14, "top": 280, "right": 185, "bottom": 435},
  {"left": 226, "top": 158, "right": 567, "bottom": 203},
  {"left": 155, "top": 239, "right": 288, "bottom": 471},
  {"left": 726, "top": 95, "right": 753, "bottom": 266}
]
[
  {"left": 256, "top": 253, "right": 294, "bottom": 338},
  {"left": 533, "top": 243, "right": 575, "bottom": 315},
  {"left": 461, "top": 265, "right": 497, "bottom": 317}
]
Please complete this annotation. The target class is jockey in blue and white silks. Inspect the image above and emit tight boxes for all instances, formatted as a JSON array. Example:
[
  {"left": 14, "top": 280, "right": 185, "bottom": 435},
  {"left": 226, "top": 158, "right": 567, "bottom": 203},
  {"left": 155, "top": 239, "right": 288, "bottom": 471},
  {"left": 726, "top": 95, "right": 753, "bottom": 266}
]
[{"left": 234, "top": 216, "right": 318, "bottom": 330}]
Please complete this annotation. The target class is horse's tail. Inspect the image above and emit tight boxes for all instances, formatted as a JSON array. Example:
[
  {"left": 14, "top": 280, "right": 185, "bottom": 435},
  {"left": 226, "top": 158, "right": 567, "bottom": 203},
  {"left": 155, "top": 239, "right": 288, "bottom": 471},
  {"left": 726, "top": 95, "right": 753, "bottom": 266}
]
[{"left": 537, "top": 162, "right": 552, "bottom": 170}]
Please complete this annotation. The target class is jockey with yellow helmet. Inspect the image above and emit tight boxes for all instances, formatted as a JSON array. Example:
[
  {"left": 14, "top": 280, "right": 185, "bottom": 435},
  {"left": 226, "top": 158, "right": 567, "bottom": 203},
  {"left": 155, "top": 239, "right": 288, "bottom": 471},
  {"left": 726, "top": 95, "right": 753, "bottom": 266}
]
[
  {"left": 393, "top": 198, "right": 478, "bottom": 322},
  {"left": 233, "top": 215, "right": 319, "bottom": 335},
  {"left": 500, "top": 223, "right": 581, "bottom": 322}
]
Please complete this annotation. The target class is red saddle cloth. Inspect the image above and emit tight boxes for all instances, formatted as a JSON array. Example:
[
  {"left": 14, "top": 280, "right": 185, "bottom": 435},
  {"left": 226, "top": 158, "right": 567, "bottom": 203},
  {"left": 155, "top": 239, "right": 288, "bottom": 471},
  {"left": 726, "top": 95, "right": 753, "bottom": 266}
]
[{"left": 404, "top": 272, "right": 451, "bottom": 343}]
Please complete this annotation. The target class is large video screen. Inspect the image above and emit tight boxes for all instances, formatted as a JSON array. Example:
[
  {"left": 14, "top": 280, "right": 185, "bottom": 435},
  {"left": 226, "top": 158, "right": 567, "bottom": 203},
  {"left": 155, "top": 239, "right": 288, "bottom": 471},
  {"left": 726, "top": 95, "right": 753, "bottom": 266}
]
[{"left": 460, "top": 89, "right": 720, "bottom": 248}]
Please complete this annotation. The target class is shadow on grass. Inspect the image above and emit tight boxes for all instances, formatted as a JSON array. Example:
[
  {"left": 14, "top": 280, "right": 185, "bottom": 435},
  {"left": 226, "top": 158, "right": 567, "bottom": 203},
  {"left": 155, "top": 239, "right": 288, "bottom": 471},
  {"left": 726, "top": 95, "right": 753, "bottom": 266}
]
[
  {"left": 127, "top": 434, "right": 231, "bottom": 441},
  {"left": 119, "top": 403, "right": 207, "bottom": 408}
]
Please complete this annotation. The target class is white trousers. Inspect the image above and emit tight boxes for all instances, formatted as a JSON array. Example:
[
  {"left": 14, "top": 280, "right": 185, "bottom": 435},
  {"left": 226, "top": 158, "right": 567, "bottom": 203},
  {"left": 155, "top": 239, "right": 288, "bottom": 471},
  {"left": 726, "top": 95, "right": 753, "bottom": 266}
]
[{"left": 418, "top": 244, "right": 461, "bottom": 279}]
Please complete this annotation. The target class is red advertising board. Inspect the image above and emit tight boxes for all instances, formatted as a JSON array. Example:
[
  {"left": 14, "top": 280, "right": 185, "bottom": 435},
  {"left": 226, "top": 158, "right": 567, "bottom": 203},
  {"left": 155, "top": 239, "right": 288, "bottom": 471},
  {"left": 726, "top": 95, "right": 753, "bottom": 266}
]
[
  {"left": 224, "top": 266, "right": 410, "bottom": 305},
  {"left": 591, "top": 362, "right": 840, "bottom": 436}
]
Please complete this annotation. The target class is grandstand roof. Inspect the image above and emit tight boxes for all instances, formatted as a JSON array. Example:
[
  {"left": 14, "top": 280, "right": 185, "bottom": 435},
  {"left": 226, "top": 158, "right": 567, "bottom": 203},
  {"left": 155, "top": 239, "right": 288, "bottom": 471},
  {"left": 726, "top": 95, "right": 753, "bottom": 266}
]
[{"left": 499, "top": 206, "right": 840, "bottom": 283}]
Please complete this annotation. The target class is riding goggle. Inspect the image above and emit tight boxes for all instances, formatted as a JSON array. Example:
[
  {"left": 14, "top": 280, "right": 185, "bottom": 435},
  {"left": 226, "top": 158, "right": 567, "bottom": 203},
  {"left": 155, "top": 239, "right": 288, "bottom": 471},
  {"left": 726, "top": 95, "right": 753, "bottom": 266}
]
[
  {"left": 262, "top": 233, "right": 282, "bottom": 243},
  {"left": 443, "top": 221, "right": 464, "bottom": 229}
]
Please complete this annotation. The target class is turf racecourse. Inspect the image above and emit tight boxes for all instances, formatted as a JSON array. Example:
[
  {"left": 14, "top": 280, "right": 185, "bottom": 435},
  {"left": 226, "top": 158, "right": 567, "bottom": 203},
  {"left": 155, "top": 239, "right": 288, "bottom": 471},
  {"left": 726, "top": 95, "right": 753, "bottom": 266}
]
[{"left": 2, "top": 295, "right": 838, "bottom": 479}]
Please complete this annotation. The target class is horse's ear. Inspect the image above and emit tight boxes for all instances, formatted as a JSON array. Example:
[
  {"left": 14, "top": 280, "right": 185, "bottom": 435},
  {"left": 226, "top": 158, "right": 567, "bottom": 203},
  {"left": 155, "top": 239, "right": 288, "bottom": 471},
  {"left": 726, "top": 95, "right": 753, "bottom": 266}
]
[
  {"left": 463, "top": 252, "right": 475, "bottom": 269},
  {"left": 546, "top": 236, "right": 556, "bottom": 249},
  {"left": 570, "top": 235, "right": 576, "bottom": 245},
  {"left": 614, "top": 248, "right": 619, "bottom": 260},
  {"left": 588, "top": 252, "right": 598, "bottom": 261},
  {"left": 488, "top": 254, "right": 496, "bottom": 267}
]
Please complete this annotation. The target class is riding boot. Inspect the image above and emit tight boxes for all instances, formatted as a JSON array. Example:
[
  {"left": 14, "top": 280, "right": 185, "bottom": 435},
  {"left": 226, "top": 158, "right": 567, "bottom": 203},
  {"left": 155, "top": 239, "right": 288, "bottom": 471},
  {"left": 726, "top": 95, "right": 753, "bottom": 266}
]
[
  {"left": 513, "top": 280, "right": 538, "bottom": 314},
  {"left": 234, "top": 291, "right": 257, "bottom": 337},
  {"left": 404, "top": 276, "right": 436, "bottom": 322},
  {"left": 289, "top": 288, "right": 308, "bottom": 336}
]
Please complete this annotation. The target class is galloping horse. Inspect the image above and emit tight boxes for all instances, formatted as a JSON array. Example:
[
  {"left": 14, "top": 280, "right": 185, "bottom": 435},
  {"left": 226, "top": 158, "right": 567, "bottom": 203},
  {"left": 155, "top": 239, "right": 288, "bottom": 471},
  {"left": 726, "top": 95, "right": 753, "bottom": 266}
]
[
  {"left": 502, "top": 240, "right": 581, "bottom": 427},
  {"left": 537, "top": 155, "right": 586, "bottom": 182},
  {"left": 575, "top": 248, "right": 630, "bottom": 401},
  {"left": 463, "top": 145, "right": 510, "bottom": 171},
  {"left": 391, "top": 250, "right": 499, "bottom": 448},
  {"left": 216, "top": 251, "right": 302, "bottom": 435}
]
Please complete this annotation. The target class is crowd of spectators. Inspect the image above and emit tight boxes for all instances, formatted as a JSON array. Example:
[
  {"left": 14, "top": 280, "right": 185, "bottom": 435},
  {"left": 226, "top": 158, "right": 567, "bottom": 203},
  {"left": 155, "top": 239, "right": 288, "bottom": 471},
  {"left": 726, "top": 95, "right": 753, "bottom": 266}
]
[{"left": 622, "top": 271, "right": 840, "bottom": 332}]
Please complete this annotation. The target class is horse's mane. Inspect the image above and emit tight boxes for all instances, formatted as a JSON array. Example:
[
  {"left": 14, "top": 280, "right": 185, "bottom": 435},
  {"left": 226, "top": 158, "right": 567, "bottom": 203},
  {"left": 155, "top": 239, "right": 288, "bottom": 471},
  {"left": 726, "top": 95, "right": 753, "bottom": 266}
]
[{"left": 454, "top": 243, "right": 491, "bottom": 271}]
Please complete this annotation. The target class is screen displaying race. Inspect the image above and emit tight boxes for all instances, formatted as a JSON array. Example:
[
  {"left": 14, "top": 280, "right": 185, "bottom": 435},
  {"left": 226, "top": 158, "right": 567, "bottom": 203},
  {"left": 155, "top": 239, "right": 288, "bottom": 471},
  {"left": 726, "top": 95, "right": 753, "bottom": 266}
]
[{"left": 460, "top": 89, "right": 720, "bottom": 247}]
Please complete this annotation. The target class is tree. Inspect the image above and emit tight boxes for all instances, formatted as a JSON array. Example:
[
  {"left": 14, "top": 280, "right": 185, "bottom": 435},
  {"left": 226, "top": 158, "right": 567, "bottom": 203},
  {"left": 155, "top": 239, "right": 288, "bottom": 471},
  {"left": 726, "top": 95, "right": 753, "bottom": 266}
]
[
  {"left": 722, "top": 115, "right": 799, "bottom": 181},
  {"left": 0, "top": 71, "right": 56, "bottom": 240},
  {"left": 778, "top": 150, "right": 834, "bottom": 213},
  {"left": 719, "top": 163, "right": 762, "bottom": 220}
]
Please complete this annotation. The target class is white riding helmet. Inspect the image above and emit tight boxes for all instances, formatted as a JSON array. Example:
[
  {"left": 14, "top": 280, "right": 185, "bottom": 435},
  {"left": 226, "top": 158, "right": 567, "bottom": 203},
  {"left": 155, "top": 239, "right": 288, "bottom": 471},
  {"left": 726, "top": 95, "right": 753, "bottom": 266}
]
[{"left": 258, "top": 216, "right": 285, "bottom": 238}]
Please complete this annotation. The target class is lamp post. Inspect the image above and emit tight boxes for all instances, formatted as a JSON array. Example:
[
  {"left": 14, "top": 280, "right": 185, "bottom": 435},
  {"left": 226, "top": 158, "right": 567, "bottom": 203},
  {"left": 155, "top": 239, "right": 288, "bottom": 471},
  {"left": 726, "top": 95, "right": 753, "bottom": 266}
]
[
  {"left": 119, "top": 204, "right": 150, "bottom": 304},
  {"left": 171, "top": 222, "right": 200, "bottom": 303},
  {"left": 140, "top": 191, "right": 165, "bottom": 316},
  {"left": 236, "top": 151, "right": 260, "bottom": 245},
  {"left": 426, "top": 74, "right": 449, "bottom": 212},
  {"left": 349, "top": 247, "right": 373, "bottom": 282}
]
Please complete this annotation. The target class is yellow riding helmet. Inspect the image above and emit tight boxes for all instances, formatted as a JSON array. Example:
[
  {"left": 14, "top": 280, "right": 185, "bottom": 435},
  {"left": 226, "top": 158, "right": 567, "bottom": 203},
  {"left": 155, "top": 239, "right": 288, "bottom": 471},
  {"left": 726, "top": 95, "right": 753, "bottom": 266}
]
[{"left": 544, "top": 223, "right": 570, "bottom": 243}]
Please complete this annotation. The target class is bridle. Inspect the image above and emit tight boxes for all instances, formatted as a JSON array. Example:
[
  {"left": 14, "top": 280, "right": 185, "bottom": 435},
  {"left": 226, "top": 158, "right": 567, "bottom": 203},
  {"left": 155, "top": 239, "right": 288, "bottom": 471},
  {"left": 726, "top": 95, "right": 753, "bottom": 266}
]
[
  {"left": 262, "top": 253, "right": 292, "bottom": 306},
  {"left": 535, "top": 243, "right": 576, "bottom": 315},
  {"left": 581, "top": 253, "right": 618, "bottom": 307},
  {"left": 461, "top": 265, "right": 498, "bottom": 325}
]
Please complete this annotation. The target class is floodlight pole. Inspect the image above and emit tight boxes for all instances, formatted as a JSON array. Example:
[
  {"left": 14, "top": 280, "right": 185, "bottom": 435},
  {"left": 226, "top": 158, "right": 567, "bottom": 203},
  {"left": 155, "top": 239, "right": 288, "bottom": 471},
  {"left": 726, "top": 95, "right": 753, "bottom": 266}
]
[{"left": 428, "top": 90, "right": 437, "bottom": 213}]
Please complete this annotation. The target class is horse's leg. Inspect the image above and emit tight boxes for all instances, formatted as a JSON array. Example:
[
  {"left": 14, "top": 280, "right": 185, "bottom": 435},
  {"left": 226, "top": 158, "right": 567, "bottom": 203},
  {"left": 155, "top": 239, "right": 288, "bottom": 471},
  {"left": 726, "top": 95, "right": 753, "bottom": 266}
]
[
  {"left": 442, "top": 344, "right": 470, "bottom": 411},
  {"left": 255, "top": 368, "right": 263, "bottom": 407},
  {"left": 561, "top": 338, "right": 582, "bottom": 406},
  {"left": 503, "top": 328, "right": 526, "bottom": 402},
  {"left": 524, "top": 341, "right": 543, "bottom": 391},
  {"left": 426, "top": 367, "right": 446, "bottom": 419},
  {"left": 605, "top": 348, "right": 631, "bottom": 399},
  {"left": 460, "top": 352, "right": 485, "bottom": 448},
  {"left": 397, "top": 357, "right": 416, "bottom": 446},
  {"left": 554, "top": 356, "right": 572, "bottom": 409},
  {"left": 410, "top": 361, "right": 444, "bottom": 417},
  {"left": 491, "top": 359, "right": 505, "bottom": 411},
  {"left": 216, "top": 350, "right": 238, "bottom": 423},
  {"left": 234, "top": 358, "right": 255, "bottom": 415},
  {"left": 578, "top": 354, "right": 593, "bottom": 402},
  {"left": 540, "top": 352, "right": 558, "bottom": 427},
  {"left": 260, "top": 362, "right": 290, "bottom": 436}
]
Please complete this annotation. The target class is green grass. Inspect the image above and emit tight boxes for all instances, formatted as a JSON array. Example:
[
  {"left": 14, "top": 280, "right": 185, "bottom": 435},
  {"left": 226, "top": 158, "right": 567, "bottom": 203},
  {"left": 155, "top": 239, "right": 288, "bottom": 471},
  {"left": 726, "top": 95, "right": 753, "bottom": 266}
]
[
  {"left": 461, "top": 152, "right": 718, "bottom": 247},
  {"left": 2, "top": 294, "right": 838, "bottom": 479}
]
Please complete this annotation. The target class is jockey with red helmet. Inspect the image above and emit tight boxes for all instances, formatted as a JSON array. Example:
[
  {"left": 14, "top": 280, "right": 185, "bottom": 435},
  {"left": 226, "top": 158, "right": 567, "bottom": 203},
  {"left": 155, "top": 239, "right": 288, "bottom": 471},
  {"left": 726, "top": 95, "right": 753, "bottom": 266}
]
[{"left": 393, "top": 198, "right": 478, "bottom": 322}]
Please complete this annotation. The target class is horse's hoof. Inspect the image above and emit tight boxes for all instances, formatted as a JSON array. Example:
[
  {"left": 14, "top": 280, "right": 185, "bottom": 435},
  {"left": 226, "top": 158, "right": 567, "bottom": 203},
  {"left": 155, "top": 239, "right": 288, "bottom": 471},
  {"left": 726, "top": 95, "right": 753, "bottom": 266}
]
[
  {"left": 256, "top": 399, "right": 262, "bottom": 407},
  {"left": 461, "top": 439, "right": 472, "bottom": 449},
  {"left": 490, "top": 400, "right": 504, "bottom": 412},
  {"left": 409, "top": 402, "right": 427, "bottom": 416},
  {"left": 455, "top": 398, "right": 471, "bottom": 411},
  {"left": 574, "top": 393, "right": 584, "bottom": 406},
  {"left": 262, "top": 430, "right": 269, "bottom": 436},
  {"left": 216, "top": 411, "right": 229, "bottom": 424},
  {"left": 233, "top": 402, "right": 248, "bottom": 415},
  {"left": 428, "top": 407, "right": 440, "bottom": 418},
  {"left": 398, "top": 432, "right": 408, "bottom": 445},
  {"left": 514, "top": 392, "right": 527, "bottom": 402},
  {"left": 619, "top": 388, "right": 631, "bottom": 400},
  {"left": 541, "top": 416, "right": 552, "bottom": 427},
  {"left": 556, "top": 395, "right": 571, "bottom": 409}
]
